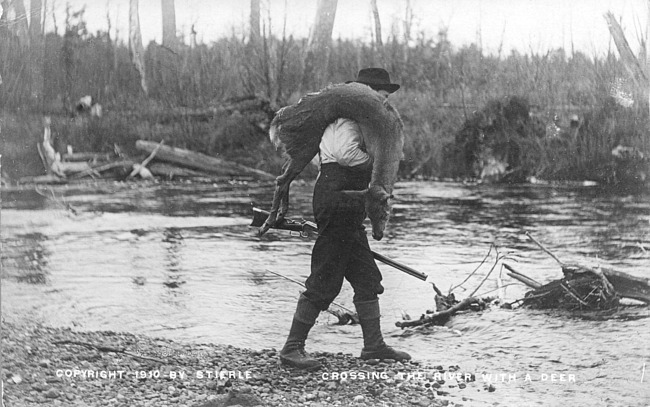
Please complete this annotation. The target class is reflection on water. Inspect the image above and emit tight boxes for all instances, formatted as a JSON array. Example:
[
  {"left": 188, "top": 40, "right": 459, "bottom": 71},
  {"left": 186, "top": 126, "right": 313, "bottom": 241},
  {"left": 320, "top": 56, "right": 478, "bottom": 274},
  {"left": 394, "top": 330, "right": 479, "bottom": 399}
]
[
  {"left": 1, "top": 180, "right": 649, "bottom": 406},
  {"left": 3, "top": 232, "right": 51, "bottom": 284}
]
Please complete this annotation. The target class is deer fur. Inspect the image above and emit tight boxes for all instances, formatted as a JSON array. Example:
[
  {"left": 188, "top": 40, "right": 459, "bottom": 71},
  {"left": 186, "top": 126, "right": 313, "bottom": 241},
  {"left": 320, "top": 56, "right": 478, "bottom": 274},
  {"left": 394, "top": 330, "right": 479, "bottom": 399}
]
[{"left": 259, "top": 82, "right": 404, "bottom": 241}]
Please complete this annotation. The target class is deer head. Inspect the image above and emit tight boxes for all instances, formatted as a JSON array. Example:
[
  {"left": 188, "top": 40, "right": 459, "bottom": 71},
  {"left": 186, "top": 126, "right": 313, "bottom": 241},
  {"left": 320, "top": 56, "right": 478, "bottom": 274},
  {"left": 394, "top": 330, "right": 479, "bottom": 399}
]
[{"left": 342, "top": 186, "right": 393, "bottom": 241}]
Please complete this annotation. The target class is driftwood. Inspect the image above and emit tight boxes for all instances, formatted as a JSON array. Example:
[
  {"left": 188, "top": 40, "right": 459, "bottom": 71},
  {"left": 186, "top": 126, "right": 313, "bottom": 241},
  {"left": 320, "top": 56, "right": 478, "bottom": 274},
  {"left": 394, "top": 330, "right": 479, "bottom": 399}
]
[
  {"left": 39, "top": 117, "right": 93, "bottom": 177},
  {"left": 395, "top": 296, "right": 494, "bottom": 328},
  {"left": 62, "top": 152, "right": 113, "bottom": 162},
  {"left": 127, "top": 140, "right": 164, "bottom": 180},
  {"left": 396, "top": 234, "right": 648, "bottom": 329},
  {"left": 598, "top": 267, "right": 650, "bottom": 303},
  {"left": 506, "top": 232, "right": 650, "bottom": 309},
  {"left": 135, "top": 140, "right": 275, "bottom": 180},
  {"left": 69, "top": 160, "right": 136, "bottom": 179},
  {"left": 510, "top": 264, "right": 620, "bottom": 310},
  {"left": 503, "top": 263, "right": 542, "bottom": 289},
  {"left": 148, "top": 163, "right": 211, "bottom": 178},
  {"left": 18, "top": 174, "right": 68, "bottom": 185}
]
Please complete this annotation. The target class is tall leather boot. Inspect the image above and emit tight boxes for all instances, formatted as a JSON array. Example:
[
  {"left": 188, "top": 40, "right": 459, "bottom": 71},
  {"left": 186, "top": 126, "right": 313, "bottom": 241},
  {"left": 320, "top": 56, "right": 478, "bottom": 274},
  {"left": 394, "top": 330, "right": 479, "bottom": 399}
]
[
  {"left": 279, "top": 294, "right": 322, "bottom": 370},
  {"left": 355, "top": 299, "right": 411, "bottom": 361}
]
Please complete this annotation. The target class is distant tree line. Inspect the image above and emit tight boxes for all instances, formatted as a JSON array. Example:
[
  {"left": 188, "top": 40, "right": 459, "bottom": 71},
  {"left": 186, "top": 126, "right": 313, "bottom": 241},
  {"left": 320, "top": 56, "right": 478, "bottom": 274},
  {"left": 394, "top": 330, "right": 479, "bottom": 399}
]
[{"left": 0, "top": 0, "right": 647, "bottom": 187}]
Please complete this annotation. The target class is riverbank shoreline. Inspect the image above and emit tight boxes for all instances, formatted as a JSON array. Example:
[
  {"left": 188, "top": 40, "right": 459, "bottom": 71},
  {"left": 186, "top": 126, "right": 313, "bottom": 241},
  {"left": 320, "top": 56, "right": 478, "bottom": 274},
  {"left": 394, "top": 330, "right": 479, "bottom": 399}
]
[{"left": 1, "top": 316, "right": 480, "bottom": 406}]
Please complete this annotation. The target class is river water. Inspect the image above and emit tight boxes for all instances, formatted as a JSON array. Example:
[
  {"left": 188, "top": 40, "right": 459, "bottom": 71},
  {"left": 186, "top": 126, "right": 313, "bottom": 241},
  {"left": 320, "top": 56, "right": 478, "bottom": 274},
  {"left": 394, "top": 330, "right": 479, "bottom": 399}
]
[{"left": 2, "top": 180, "right": 649, "bottom": 406}]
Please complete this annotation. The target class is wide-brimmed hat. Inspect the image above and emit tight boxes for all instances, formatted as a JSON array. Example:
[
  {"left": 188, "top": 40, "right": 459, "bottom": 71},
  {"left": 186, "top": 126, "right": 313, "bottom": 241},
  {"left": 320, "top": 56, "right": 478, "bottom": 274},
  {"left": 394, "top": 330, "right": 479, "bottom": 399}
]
[{"left": 346, "top": 68, "right": 400, "bottom": 93}]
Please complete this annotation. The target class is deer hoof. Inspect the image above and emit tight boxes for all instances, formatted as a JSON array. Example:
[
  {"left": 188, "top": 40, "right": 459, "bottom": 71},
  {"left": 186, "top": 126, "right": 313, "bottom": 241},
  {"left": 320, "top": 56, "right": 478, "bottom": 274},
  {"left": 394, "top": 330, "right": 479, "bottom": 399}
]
[{"left": 258, "top": 223, "right": 271, "bottom": 236}]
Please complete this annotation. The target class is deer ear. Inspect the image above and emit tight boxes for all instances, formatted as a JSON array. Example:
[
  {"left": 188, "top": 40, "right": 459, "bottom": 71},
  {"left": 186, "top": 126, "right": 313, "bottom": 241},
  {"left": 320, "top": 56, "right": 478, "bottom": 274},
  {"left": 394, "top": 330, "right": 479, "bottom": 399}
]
[{"left": 340, "top": 189, "right": 368, "bottom": 199}]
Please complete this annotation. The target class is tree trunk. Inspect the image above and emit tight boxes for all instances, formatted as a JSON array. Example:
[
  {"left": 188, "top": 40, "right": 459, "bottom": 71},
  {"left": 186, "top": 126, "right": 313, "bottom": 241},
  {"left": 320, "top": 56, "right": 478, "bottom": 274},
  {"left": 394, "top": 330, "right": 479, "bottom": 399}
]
[
  {"left": 403, "top": 0, "right": 413, "bottom": 66},
  {"left": 0, "top": 0, "right": 8, "bottom": 24},
  {"left": 12, "top": 0, "right": 29, "bottom": 43},
  {"left": 370, "top": 0, "right": 385, "bottom": 66},
  {"left": 161, "top": 0, "right": 177, "bottom": 50},
  {"left": 300, "top": 0, "right": 337, "bottom": 93},
  {"left": 604, "top": 12, "right": 648, "bottom": 89},
  {"left": 29, "top": 0, "right": 42, "bottom": 37},
  {"left": 249, "top": 0, "right": 260, "bottom": 45},
  {"left": 129, "top": 0, "right": 148, "bottom": 95},
  {"left": 30, "top": 0, "right": 44, "bottom": 110},
  {"left": 647, "top": 0, "right": 650, "bottom": 121}
]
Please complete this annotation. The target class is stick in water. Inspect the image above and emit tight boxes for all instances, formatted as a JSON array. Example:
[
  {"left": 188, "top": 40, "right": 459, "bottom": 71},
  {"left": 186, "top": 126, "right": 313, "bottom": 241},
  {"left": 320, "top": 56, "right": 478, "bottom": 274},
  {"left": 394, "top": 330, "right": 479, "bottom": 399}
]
[
  {"left": 264, "top": 269, "right": 356, "bottom": 316},
  {"left": 525, "top": 231, "right": 564, "bottom": 265}
]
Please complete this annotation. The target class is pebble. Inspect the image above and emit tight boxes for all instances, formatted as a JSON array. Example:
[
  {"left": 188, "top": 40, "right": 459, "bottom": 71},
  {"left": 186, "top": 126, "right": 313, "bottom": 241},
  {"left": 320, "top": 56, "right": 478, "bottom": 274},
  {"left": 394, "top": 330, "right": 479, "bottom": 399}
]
[
  {"left": 31, "top": 382, "right": 49, "bottom": 392},
  {"left": 43, "top": 389, "right": 59, "bottom": 399},
  {"left": 1, "top": 320, "right": 468, "bottom": 407}
]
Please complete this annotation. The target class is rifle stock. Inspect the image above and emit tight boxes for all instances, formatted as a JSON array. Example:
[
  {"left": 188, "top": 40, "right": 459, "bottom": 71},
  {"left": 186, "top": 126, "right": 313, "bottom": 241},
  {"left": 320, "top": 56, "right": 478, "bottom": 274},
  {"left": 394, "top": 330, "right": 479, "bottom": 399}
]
[
  {"left": 250, "top": 207, "right": 441, "bottom": 295},
  {"left": 250, "top": 207, "right": 316, "bottom": 234}
]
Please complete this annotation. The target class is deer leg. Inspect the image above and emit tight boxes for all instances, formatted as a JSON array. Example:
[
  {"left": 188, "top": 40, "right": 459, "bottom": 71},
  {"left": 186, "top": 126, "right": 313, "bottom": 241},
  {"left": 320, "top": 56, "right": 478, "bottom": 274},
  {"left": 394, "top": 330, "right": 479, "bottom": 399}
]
[
  {"left": 258, "top": 158, "right": 302, "bottom": 236},
  {"left": 278, "top": 183, "right": 290, "bottom": 223}
]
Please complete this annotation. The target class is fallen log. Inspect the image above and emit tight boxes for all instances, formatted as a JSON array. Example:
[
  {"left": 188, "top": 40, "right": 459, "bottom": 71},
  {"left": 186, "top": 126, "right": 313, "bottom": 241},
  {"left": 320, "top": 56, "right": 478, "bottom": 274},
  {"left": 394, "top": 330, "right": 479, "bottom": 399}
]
[
  {"left": 62, "top": 152, "right": 113, "bottom": 162},
  {"left": 135, "top": 140, "right": 275, "bottom": 180},
  {"left": 515, "top": 271, "right": 620, "bottom": 310},
  {"left": 57, "top": 161, "right": 93, "bottom": 175},
  {"left": 519, "top": 232, "right": 650, "bottom": 306},
  {"left": 148, "top": 163, "right": 211, "bottom": 178},
  {"left": 395, "top": 296, "right": 494, "bottom": 328},
  {"left": 18, "top": 174, "right": 68, "bottom": 185},
  {"left": 70, "top": 160, "right": 136, "bottom": 179},
  {"left": 576, "top": 265, "right": 650, "bottom": 304}
]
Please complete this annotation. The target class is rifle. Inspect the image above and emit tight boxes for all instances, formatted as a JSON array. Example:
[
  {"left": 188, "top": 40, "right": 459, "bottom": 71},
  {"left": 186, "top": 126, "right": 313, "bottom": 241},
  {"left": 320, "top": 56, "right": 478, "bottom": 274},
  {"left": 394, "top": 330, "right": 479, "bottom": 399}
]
[{"left": 250, "top": 207, "right": 442, "bottom": 295}]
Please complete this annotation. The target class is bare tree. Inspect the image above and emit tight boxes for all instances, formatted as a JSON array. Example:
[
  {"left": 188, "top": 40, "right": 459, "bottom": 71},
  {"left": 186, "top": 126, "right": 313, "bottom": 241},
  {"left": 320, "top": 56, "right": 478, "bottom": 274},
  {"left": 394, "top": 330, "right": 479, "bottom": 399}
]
[
  {"left": 29, "top": 0, "right": 42, "bottom": 37},
  {"left": 300, "top": 0, "right": 337, "bottom": 93},
  {"left": 403, "top": 0, "right": 413, "bottom": 65},
  {"left": 129, "top": 0, "right": 148, "bottom": 95},
  {"left": 30, "top": 0, "right": 45, "bottom": 109},
  {"left": 0, "top": 1, "right": 8, "bottom": 24},
  {"left": 13, "top": 0, "right": 29, "bottom": 43},
  {"left": 370, "top": 0, "right": 385, "bottom": 66},
  {"left": 249, "top": 0, "right": 260, "bottom": 45},
  {"left": 161, "top": 0, "right": 177, "bottom": 50},
  {"left": 647, "top": 0, "right": 650, "bottom": 120},
  {"left": 604, "top": 11, "right": 647, "bottom": 100}
]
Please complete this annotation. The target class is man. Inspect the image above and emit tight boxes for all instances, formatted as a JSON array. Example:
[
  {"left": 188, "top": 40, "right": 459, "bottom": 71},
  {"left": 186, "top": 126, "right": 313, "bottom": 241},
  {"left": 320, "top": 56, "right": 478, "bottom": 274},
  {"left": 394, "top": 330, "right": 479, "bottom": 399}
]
[{"left": 279, "top": 68, "right": 411, "bottom": 370}]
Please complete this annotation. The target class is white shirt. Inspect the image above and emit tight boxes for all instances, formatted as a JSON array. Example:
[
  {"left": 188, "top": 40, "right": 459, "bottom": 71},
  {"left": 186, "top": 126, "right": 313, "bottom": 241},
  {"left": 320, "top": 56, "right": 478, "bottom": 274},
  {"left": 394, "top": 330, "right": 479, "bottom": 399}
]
[{"left": 319, "top": 118, "right": 371, "bottom": 167}]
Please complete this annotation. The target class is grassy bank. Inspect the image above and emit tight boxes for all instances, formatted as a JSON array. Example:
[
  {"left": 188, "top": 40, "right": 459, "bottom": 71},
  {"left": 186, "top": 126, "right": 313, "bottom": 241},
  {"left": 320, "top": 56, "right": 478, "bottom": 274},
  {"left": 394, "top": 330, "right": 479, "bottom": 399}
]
[{"left": 1, "top": 10, "right": 648, "bottom": 186}]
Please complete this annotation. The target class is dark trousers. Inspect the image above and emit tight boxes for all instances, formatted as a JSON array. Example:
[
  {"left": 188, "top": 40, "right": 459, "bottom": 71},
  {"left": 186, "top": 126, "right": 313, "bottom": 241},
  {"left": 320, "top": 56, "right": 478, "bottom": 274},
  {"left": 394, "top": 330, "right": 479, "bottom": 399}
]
[{"left": 302, "top": 163, "right": 384, "bottom": 311}]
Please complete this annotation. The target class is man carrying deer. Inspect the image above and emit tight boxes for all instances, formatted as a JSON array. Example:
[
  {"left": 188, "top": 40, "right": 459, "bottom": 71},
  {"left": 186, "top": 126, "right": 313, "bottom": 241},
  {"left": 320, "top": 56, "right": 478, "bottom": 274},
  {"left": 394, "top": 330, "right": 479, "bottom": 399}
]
[{"left": 273, "top": 68, "right": 411, "bottom": 370}]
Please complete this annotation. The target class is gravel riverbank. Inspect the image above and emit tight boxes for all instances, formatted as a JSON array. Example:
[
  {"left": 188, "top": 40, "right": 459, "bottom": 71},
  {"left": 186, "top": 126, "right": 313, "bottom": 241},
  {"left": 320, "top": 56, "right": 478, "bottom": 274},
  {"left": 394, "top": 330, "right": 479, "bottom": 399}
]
[{"left": 1, "top": 318, "right": 486, "bottom": 406}]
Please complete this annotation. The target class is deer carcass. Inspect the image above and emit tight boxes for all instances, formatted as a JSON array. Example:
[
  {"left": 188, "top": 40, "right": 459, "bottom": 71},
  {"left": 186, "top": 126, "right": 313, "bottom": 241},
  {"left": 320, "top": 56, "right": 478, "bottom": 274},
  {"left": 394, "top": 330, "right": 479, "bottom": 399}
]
[{"left": 258, "top": 82, "right": 404, "bottom": 241}]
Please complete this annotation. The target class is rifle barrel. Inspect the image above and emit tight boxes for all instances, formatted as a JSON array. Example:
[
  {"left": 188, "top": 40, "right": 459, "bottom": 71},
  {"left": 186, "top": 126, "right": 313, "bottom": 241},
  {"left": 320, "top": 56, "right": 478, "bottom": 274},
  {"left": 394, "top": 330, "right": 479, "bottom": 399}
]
[
  {"left": 371, "top": 251, "right": 427, "bottom": 281},
  {"left": 251, "top": 207, "right": 439, "bottom": 293}
]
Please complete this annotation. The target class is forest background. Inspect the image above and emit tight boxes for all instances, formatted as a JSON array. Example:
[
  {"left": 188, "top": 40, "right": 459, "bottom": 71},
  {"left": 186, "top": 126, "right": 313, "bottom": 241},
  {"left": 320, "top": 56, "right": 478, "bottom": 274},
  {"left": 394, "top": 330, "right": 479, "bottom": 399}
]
[{"left": 1, "top": 0, "right": 649, "bottom": 188}]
